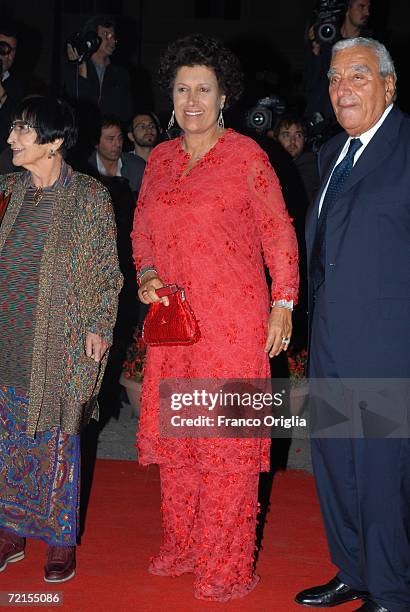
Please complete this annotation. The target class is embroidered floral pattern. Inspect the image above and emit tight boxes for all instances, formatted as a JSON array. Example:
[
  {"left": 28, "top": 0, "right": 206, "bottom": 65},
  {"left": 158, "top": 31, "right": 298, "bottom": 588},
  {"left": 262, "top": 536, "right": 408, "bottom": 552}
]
[
  {"left": 0, "top": 386, "right": 80, "bottom": 546},
  {"left": 150, "top": 467, "right": 260, "bottom": 602},
  {"left": 131, "top": 129, "right": 299, "bottom": 601},
  {"left": 132, "top": 129, "right": 299, "bottom": 473}
]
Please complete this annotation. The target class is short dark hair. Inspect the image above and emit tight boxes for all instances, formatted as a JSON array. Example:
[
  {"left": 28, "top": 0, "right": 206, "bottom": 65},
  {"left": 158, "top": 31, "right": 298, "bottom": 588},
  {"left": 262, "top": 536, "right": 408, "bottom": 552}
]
[
  {"left": 100, "top": 114, "right": 123, "bottom": 133},
  {"left": 273, "top": 114, "right": 308, "bottom": 139},
  {"left": 15, "top": 96, "right": 77, "bottom": 157},
  {"left": 158, "top": 33, "right": 243, "bottom": 108},
  {"left": 0, "top": 21, "right": 19, "bottom": 40},
  {"left": 83, "top": 15, "right": 116, "bottom": 34},
  {"left": 129, "top": 111, "right": 161, "bottom": 133}
]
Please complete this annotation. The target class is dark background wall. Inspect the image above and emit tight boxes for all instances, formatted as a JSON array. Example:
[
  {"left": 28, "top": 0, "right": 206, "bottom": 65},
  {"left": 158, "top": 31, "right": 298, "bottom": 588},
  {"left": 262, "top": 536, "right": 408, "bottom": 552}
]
[{"left": 1, "top": 0, "right": 409, "bottom": 116}]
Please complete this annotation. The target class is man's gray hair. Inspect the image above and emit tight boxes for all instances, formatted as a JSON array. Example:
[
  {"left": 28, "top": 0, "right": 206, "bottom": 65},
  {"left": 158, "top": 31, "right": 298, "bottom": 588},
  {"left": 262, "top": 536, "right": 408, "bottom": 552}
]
[{"left": 332, "top": 37, "right": 397, "bottom": 81}]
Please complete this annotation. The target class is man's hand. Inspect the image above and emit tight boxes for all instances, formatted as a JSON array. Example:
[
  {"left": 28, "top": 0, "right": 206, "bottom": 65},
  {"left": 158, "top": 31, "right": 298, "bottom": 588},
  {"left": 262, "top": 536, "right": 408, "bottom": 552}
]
[
  {"left": 85, "top": 332, "right": 109, "bottom": 363},
  {"left": 264, "top": 307, "right": 293, "bottom": 358},
  {"left": 308, "top": 26, "right": 321, "bottom": 56},
  {"left": 66, "top": 44, "right": 87, "bottom": 78}
]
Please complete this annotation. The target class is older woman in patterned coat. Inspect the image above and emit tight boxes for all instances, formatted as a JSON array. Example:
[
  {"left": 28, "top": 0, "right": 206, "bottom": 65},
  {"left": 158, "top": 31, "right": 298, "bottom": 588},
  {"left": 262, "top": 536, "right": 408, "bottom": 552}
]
[{"left": 0, "top": 97, "right": 122, "bottom": 582}]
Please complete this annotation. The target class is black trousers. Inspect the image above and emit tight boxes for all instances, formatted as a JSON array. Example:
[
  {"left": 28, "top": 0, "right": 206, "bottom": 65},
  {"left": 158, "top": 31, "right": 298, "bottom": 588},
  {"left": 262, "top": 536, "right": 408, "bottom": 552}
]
[{"left": 309, "top": 285, "right": 410, "bottom": 612}]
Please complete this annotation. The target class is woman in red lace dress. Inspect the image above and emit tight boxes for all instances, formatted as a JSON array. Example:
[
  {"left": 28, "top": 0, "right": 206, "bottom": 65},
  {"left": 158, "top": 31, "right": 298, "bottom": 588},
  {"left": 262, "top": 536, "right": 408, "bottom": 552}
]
[{"left": 131, "top": 34, "right": 299, "bottom": 602}]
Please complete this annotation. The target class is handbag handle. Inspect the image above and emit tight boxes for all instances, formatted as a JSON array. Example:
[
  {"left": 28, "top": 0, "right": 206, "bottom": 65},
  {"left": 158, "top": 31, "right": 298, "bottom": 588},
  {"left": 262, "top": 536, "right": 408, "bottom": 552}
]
[{"left": 155, "top": 284, "right": 180, "bottom": 298}]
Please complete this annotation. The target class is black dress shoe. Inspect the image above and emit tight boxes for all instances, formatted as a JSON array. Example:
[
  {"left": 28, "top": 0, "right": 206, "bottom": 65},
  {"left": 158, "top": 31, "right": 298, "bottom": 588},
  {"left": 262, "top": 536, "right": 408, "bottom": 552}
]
[
  {"left": 295, "top": 575, "right": 369, "bottom": 607},
  {"left": 354, "top": 601, "right": 390, "bottom": 611}
]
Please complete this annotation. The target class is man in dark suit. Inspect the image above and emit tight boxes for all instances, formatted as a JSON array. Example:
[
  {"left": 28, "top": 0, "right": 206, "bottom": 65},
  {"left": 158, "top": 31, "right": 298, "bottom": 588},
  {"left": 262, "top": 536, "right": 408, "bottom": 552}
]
[{"left": 295, "top": 38, "right": 410, "bottom": 612}]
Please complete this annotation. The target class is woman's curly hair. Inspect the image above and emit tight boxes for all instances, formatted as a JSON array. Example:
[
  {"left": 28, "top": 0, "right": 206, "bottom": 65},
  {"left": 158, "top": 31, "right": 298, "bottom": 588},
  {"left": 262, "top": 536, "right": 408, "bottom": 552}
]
[{"left": 158, "top": 33, "right": 243, "bottom": 108}]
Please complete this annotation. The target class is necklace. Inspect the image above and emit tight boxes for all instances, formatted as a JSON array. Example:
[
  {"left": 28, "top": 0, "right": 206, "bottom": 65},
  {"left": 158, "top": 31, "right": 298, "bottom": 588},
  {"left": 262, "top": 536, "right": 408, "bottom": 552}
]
[{"left": 34, "top": 187, "right": 43, "bottom": 207}]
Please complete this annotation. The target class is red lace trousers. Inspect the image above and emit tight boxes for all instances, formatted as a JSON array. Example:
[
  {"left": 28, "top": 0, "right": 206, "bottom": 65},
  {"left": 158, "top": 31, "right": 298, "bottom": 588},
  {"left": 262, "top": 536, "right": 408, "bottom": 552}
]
[{"left": 149, "top": 466, "right": 260, "bottom": 602}]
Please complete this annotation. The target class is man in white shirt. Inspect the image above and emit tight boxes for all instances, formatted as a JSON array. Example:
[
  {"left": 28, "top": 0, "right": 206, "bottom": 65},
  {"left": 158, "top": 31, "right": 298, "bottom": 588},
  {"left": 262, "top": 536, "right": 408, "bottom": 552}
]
[{"left": 89, "top": 114, "right": 145, "bottom": 194}]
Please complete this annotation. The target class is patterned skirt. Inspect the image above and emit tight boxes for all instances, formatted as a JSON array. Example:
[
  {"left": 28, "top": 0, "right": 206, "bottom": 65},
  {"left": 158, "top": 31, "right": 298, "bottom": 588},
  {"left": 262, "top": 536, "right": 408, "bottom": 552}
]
[{"left": 0, "top": 386, "right": 80, "bottom": 546}]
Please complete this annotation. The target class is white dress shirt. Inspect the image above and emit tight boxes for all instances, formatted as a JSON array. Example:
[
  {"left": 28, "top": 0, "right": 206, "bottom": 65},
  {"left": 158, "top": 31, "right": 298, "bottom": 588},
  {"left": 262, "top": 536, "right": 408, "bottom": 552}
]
[
  {"left": 318, "top": 104, "right": 393, "bottom": 215},
  {"left": 96, "top": 152, "right": 122, "bottom": 177}
]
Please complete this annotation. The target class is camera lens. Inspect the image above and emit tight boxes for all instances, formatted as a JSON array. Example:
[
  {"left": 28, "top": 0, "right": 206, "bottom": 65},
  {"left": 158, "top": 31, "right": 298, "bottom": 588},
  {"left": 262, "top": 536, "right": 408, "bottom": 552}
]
[
  {"left": 246, "top": 106, "right": 272, "bottom": 131},
  {"left": 253, "top": 112, "right": 266, "bottom": 127},
  {"left": 318, "top": 23, "right": 336, "bottom": 42}
]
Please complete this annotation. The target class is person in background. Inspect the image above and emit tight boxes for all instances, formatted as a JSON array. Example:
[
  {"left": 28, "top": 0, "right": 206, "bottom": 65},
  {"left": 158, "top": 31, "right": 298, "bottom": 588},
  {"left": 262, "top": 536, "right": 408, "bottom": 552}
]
[
  {"left": 63, "top": 15, "right": 132, "bottom": 124},
  {"left": 132, "top": 33, "right": 298, "bottom": 602},
  {"left": 127, "top": 111, "right": 161, "bottom": 162},
  {"left": 63, "top": 15, "right": 133, "bottom": 165},
  {"left": 272, "top": 114, "right": 319, "bottom": 204},
  {"left": 0, "top": 23, "right": 24, "bottom": 153},
  {"left": 88, "top": 114, "right": 145, "bottom": 195},
  {"left": 305, "top": 0, "right": 371, "bottom": 119},
  {"left": 87, "top": 115, "right": 144, "bottom": 420},
  {"left": 0, "top": 96, "right": 122, "bottom": 582}
]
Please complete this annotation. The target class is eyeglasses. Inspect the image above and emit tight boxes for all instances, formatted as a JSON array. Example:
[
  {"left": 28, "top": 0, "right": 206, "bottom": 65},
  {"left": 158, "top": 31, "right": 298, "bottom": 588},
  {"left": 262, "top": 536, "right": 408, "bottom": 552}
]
[
  {"left": 9, "top": 120, "right": 39, "bottom": 134},
  {"left": 133, "top": 123, "right": 157, "bottom": 131}
]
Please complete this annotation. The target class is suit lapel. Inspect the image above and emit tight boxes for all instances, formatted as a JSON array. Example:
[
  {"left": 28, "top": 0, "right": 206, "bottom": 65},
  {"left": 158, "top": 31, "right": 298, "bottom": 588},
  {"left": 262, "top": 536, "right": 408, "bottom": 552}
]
[
  {"left": 335, "top": 106, "right": 401, "bottom": 199},
  {"left": 306, "top": 106, "right": 402, "bottom": 258}
]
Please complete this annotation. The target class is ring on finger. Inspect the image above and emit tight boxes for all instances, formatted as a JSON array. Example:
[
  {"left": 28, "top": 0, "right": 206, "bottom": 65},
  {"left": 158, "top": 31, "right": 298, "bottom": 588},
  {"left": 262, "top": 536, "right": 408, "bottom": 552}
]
[{"left": 281, "top": 337, "right": 290, "bottom": 345}]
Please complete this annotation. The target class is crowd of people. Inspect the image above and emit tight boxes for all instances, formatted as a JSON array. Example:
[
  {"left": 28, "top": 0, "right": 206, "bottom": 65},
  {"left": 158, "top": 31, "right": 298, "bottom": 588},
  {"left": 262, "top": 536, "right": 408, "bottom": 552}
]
[{"left": 0, "top": 2, "right": 409, "bottom": 611}]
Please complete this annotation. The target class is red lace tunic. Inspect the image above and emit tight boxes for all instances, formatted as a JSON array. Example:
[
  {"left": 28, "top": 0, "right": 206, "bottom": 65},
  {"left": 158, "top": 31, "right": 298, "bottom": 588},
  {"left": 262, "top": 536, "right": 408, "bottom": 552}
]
[{"left": 132, "top": 129, "right": 298, "bottom": 473}]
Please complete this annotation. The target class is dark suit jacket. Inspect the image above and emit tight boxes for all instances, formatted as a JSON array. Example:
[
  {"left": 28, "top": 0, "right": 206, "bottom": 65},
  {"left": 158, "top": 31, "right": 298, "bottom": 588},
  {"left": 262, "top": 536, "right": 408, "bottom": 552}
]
[
  {"left": 88, "top": 151, "right": 145, "bottom": 195},
  {"left": 306, "top": 106, "right": 410, "bottom": 377},
  {"left": 63, "top": 60, "right": 132, "bottom": 123}
]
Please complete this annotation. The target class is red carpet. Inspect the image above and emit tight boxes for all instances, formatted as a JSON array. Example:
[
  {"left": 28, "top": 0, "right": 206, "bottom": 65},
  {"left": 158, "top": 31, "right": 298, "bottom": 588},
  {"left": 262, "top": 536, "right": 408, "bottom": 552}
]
[{"left": 1, "top": 461, "right": 360, "bottom": 612}]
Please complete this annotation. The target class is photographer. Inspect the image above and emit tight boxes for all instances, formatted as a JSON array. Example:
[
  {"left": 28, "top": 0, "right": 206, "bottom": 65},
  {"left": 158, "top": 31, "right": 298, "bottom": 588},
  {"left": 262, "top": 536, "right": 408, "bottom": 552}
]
[
  {"left": 62, "top": 16, "right": 132, "bottom": 124},
  {"left": 305, "top": 0, "right": 371, "bottom": 119},
  {"left": 0, "top": 23, "right": 24, "bottom": 152}
]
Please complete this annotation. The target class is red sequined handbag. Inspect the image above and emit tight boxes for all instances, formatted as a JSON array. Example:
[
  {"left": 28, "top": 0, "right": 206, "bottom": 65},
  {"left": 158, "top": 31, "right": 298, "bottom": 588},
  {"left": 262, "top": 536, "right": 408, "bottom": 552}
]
[{"left": 142, "top": 284, "right": 201, "bottom": 346}]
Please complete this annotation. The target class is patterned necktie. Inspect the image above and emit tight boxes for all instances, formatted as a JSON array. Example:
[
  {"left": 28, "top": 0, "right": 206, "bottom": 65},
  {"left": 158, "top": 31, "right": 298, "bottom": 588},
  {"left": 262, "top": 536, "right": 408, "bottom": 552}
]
[{"left": 310, "top": 137, "right": 363, "bottom": 292}]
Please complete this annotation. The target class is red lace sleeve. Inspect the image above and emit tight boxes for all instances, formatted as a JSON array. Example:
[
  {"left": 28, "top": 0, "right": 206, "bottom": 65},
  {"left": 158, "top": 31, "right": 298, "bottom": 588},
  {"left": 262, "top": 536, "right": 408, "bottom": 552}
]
[
  {"left": 247, "top": 150, "right": 299, "bottom": 304},
  {"left": 131, "top": 158, "right": 154, "bottom": 274}
]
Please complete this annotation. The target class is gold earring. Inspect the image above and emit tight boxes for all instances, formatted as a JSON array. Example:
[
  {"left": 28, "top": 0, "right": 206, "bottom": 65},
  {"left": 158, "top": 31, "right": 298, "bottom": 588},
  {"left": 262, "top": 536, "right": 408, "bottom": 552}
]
[{"left": 48, "top": 149, "right": 56, "bottom": 158}]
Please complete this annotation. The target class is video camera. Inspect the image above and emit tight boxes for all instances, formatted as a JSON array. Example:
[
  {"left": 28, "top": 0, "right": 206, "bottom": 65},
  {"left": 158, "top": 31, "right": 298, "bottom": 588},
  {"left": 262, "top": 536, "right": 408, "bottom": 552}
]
[
  {"left": 306, "top": 112, "right": 342, "bottom": 152},
  {"left": 67, "top": 31, "right": 101, "bottom": 64},
  {"left": 313, "top": 0, "right": 348, "bottom": 45},
  {"left": 246, "top": 95, "right": 286, "bottom": 131}
]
